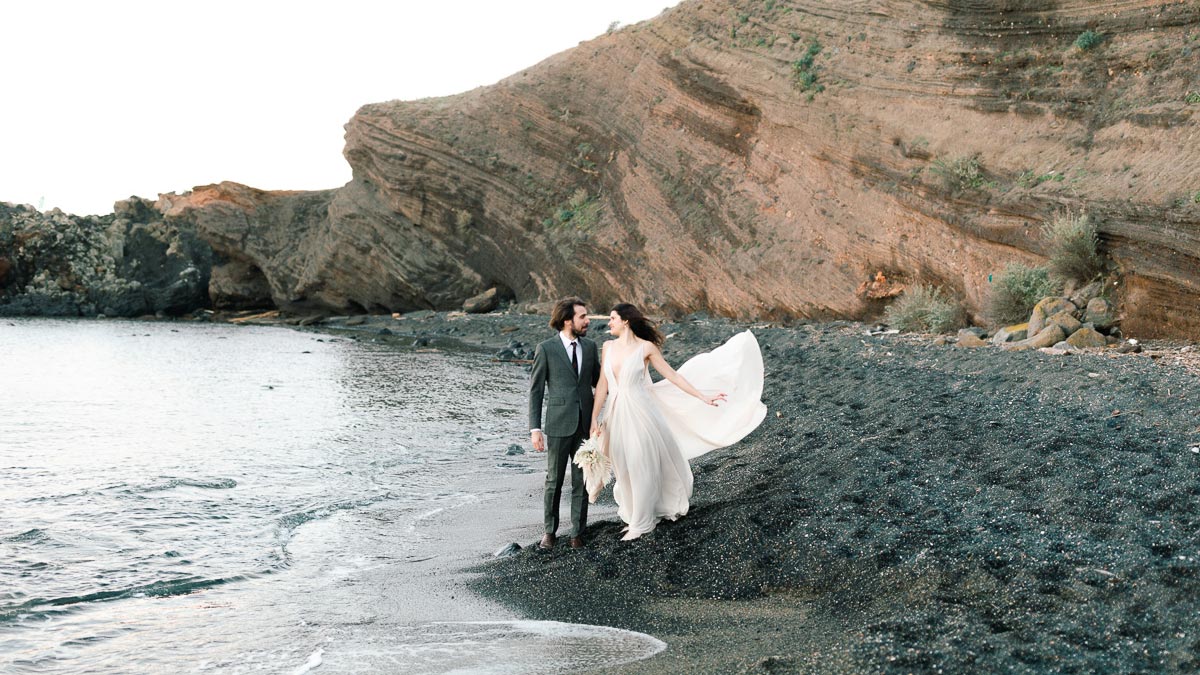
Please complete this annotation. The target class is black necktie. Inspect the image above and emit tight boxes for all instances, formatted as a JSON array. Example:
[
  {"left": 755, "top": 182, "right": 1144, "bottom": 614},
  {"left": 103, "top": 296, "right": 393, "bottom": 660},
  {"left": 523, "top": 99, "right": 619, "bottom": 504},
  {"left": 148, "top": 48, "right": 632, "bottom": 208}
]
[{"left": 570, "top": 341, "right": 579, "bottom": 375}]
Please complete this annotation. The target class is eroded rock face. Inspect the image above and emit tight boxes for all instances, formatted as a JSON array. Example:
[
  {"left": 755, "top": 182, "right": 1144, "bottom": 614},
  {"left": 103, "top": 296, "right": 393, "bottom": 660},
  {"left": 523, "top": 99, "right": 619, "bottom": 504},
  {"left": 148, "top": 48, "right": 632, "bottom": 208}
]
[
  {"left": 324, "top": 0, "right": 1200, "bottom": 335},
  {"left": 9, "top": 1, "right": 1199, "bottom": 336},
  {"left": 0, "top": 199, "right": 212, "bottom": 317},
  {"left": 156, "top": 181, "right": 486, "bottom": 314}
]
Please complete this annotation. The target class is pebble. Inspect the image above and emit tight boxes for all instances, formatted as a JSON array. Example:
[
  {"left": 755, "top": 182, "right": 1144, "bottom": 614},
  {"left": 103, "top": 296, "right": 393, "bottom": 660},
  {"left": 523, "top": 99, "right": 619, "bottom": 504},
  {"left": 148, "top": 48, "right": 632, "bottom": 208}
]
[{"left": 493, "top": 543, "right": 522, "bottom": 558}]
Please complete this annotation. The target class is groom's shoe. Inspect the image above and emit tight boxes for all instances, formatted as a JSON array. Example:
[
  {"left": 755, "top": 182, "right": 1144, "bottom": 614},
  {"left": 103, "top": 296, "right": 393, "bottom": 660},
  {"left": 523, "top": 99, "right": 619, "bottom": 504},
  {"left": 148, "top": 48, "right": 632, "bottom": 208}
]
[
  {"left": 538, "top": 533, "right": 556, "bottom": 550},
  {"left": 569, "top": 536, "right": 584, "bottom": 549}
]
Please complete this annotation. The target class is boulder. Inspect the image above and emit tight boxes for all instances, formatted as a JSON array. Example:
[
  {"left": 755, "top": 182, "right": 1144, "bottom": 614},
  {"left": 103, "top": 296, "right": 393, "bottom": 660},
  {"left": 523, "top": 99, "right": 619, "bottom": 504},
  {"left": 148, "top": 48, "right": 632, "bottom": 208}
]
[
  {"left": 1066, "top": 326, "right": 1109, "bottom": 349},
  {"left": 1045, "top": 310, "right": 1082, "bottom": 336},
  {"left": 1028, "top": 298, "right": 1078, "bottom": 337},
  {"left": 1084, "top": 297, "right": 1117, "bottom": 330},
  {"left": 991, "top": 323, "right": 1029, "bottom": 344},
  {"left": 955, "top": 330, "right": 988, "bottom": 348},
  {"left": 1069, "top": 281, "right": 1105, "bottom": 309},
  {"left": 463, "top": 287, "right": 501, "bottom": 314},
  {"left": 1002, "top": 324, "right": 1066, "bottom": 351}
]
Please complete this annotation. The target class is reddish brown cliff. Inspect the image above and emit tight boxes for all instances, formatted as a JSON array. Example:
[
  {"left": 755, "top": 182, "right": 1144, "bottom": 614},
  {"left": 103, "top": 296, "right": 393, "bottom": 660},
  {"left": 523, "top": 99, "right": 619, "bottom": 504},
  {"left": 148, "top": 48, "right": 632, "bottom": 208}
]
[{"left": 164, "top": 0, "right": 1200, "bottom": 337}]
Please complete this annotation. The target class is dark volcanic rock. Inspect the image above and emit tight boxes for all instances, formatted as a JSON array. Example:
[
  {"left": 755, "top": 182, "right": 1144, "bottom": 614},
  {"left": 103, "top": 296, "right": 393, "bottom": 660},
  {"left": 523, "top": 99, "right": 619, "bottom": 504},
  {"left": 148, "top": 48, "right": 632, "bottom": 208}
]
[
  {"left": 463, "top": 286, "right": 509, "bottom": 314},
  {"left": 0, "top": 199, "right": 212, "bottom": 317}
]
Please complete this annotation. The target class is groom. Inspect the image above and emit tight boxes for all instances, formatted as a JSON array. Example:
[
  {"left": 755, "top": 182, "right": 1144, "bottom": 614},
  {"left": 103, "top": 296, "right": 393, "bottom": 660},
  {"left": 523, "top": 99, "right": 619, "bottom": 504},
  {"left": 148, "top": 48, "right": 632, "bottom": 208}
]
[{"left": 528, "top": 296, "right": 601, "bottom": 550}]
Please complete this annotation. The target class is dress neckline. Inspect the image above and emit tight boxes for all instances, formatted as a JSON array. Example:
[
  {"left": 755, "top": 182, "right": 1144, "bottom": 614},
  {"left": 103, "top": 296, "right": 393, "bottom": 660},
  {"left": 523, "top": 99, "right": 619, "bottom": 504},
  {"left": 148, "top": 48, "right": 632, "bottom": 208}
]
[{"left": 609, "top": 341, "right": 644, "bottom": 386}]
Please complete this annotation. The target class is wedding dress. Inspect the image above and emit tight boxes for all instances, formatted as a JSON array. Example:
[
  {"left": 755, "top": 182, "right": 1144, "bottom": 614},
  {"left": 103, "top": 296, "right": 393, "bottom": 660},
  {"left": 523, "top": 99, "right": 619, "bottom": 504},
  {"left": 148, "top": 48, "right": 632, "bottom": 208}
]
[{"left": 602, "top": 330, "right": 766, "bottom": 539}]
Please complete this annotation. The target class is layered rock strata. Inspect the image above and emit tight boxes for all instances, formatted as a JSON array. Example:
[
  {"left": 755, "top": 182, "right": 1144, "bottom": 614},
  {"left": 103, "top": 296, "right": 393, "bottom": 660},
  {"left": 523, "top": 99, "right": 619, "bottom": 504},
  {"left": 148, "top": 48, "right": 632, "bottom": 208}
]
[{"left": 7, "top": 1, "right": 1200, "bottom": 336}]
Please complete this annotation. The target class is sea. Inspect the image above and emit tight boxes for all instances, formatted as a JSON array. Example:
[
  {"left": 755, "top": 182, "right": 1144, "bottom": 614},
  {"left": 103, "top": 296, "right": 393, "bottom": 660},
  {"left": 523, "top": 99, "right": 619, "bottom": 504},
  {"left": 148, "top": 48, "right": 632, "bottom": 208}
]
[{"left": 0, "top": 318, "right": 663, "bottom": 673}]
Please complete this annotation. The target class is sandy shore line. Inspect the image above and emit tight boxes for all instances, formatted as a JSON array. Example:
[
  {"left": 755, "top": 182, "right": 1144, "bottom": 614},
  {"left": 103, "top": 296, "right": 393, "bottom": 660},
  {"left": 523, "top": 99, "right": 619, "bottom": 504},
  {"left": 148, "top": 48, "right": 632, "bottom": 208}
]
[{"left": 227, "top": 308, "right": 1199, "bottom": 673}]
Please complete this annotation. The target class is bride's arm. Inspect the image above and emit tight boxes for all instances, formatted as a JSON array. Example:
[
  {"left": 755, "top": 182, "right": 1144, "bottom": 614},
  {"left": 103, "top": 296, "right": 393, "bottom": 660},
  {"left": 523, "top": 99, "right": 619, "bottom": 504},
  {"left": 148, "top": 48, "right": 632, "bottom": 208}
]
[
  {"left": 590, "top": 342, "right": 609, "bottom": 437},
  {"left": 647, "top": 343, "right": 726, "bottom": 406}
]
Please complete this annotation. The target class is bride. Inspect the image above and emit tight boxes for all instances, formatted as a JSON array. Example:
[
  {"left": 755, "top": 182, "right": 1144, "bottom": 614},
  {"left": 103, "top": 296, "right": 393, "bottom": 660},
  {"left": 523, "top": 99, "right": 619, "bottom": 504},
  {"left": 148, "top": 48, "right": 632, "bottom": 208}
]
[{"left": 589, "top": 303, "right": 766, "bottom": 541}]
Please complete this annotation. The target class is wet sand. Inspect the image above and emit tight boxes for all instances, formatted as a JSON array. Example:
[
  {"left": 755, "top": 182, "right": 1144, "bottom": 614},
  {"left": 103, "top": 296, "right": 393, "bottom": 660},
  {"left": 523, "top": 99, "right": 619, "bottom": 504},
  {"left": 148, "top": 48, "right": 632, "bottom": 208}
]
[{"left": 252, "top": 309, "right": 1200, "bottom": 673}]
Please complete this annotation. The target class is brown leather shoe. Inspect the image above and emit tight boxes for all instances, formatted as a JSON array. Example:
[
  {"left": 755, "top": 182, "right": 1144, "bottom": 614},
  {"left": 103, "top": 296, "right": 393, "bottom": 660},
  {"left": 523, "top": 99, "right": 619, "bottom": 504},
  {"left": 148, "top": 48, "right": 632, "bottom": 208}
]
[
  {"left": 538, "top": 533, "right": 556, "bottom": 550},
  {"left": 569, "top": 536, "right": 584, "bottom": 549}
]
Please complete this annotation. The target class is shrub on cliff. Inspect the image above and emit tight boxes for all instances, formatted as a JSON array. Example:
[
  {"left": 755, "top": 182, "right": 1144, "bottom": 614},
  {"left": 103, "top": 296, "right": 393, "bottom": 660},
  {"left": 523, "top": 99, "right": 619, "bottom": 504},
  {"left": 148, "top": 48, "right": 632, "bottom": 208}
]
[
  {"left": 931, "top": 156, "right": 985, "bottom": 193},
  {"left": 988, "top": 264, "right": 1060, "bottom": 325},
  {"left": 1074, "top": 30, "right": 1103, "bottom": 51},
  {"left": 884, "top": 284, "right": 965, "bottom": 333},
  {"left": 1043, "top": 211, "right": 1104, "bottom": 284},
  {"left": 791, "top": 39, "right": 824, "bottom": 96}
]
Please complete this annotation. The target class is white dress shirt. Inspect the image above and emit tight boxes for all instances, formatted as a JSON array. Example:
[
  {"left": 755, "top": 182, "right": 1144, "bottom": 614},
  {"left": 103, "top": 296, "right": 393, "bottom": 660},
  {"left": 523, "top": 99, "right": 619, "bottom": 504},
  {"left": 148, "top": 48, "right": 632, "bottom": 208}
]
[{"left": 560, "top": 332, "right": 582, "bottom": 376}]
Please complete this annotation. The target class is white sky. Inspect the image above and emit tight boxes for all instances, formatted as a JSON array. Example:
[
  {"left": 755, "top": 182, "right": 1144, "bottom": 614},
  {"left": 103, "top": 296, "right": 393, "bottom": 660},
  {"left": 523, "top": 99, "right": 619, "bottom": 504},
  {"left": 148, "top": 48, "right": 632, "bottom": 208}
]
[{"left": 2, "top": 1, "right": 681, "bottom": 216}]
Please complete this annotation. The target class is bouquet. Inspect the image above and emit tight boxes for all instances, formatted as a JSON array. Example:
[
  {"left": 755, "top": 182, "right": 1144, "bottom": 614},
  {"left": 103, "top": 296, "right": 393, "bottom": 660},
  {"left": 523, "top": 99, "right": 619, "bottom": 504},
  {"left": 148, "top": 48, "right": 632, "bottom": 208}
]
[{"left": 573, "top": 436, "right": 612, "bottom": 504}]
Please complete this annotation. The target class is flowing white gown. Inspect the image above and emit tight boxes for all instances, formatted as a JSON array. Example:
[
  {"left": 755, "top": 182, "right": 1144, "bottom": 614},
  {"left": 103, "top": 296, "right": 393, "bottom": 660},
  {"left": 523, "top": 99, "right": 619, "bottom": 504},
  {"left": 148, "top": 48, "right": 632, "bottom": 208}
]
[{"left": 602, "top": 330, "right": 767, "bottom": 538}]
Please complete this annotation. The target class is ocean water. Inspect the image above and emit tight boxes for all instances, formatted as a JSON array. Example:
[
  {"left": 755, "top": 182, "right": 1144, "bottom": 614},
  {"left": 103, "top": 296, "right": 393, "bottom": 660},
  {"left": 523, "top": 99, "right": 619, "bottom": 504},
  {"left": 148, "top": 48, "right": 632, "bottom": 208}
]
[{"left": 0, "top": 319, "right": 663, "bottom": 673}]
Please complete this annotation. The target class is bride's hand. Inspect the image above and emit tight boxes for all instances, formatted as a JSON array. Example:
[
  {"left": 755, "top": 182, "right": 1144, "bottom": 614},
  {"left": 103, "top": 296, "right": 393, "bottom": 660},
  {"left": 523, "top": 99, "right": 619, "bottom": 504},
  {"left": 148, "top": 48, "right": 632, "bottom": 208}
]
[
  {"left": 703, "top": 392, "right": 728, "bottom": 407},
  {"left": 590, "top": 422, "right": 602, "bottom": 438}
]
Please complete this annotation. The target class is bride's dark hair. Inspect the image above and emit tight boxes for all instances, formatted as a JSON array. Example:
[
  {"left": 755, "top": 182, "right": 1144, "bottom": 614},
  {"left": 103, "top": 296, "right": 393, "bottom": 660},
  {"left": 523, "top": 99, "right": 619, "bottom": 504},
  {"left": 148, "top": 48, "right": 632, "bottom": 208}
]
[{"left": 612, "top": 303, "right": 664, "bottom": 346}]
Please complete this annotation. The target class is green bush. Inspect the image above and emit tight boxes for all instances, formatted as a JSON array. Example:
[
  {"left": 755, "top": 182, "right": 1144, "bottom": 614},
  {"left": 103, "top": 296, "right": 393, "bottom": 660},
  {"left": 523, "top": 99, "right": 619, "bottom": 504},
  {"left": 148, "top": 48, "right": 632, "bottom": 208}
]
[
  {"left": 1043, "top": 211, "right": 1104, "bottom": 284},
  {"left": 931, "top": 156, "right": 985, "bottom": 193},
  {"left": 568, "top": 188, "right": 590, "bottom": 209},
  {"left": 1185, "top": 91, "right": 1200, "bottom": 104},
  {"left": 988, "top": 264, "right": 1060, "bottom": 325},
  {"left": 1074, "top": 30, "right": 1103, "bottom": 51},
  {"left": 791, "top": 39, "right": 824, "bottom": 93},
  {"left": 884, "top": 285, "right": 965, "bottom": 333}
]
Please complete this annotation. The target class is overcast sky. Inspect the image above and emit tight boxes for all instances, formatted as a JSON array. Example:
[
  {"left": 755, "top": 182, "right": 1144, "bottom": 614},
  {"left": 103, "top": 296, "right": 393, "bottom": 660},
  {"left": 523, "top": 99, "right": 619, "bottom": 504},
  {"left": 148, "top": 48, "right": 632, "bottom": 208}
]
[{"left": 2, "top": 1, "right": 680, "bottom": 216}]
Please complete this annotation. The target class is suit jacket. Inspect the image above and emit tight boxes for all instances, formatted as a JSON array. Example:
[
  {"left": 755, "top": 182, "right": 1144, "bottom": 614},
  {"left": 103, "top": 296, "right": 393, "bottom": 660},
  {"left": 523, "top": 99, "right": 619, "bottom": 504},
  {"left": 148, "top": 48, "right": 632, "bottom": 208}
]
[{"left": 528, "top": 335, "right": 601, "bottom": 437}]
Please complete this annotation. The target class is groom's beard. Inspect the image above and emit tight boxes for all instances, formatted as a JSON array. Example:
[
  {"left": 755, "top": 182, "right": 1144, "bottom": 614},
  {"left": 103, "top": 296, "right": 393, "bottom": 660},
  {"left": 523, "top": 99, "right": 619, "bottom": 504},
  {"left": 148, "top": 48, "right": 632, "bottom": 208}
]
[{"left": 573, "top": 326, "right": 588, "bottom": 337}]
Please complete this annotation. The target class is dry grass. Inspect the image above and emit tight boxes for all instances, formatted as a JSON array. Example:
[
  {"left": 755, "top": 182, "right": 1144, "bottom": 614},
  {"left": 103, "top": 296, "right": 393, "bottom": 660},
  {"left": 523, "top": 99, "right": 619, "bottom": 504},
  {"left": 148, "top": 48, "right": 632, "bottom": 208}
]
[
  {"left": 1043, "top": 211, "right": 1104, "bottom": 284},
  {"left": 884, "top": 284, "right": 965, "bottom": 333},
  {"left": 988, "top": 264, "right": 1060, "bottom": 325}
]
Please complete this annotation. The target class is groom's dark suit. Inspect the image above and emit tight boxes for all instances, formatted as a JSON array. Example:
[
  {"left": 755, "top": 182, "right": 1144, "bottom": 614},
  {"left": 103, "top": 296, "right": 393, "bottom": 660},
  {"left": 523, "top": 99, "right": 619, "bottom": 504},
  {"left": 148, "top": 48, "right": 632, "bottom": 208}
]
[{"left": 528, "top": 334, "right": 601, "bottom": 538}]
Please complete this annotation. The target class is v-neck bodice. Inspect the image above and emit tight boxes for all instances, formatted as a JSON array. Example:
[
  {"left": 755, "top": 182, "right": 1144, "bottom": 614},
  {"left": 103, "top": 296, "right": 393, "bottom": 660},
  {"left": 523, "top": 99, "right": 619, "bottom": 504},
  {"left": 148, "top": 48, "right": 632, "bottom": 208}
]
[{"left": 605, "top": 341, "right": 646, "bottom": 390}]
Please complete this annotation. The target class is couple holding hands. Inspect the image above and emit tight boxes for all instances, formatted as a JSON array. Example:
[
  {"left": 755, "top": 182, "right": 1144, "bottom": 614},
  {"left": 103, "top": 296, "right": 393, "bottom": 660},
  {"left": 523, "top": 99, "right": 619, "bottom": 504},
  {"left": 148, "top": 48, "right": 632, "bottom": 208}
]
[{"left": 528, "top": 297, "right": 766, "bottom": 549}]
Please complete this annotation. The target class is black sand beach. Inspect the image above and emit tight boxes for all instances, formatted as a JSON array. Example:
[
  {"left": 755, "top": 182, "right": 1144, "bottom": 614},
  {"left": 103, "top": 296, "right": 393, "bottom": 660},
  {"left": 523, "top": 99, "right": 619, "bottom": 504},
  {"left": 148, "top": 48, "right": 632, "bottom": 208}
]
[{"left": 271, "top": 309, "right": 1200, "bottom": 673}]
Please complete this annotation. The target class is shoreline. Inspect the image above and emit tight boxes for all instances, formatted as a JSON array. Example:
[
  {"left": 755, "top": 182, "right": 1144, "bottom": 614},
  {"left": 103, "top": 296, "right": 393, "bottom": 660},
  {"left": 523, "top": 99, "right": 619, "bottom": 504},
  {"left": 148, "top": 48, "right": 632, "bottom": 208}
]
[
  {"left": 347, "top": 309, "right": 1196, "bottom": 674},
  {"left": 290, "top": 309, "right": 1200, "bottom": 673},
  {"left": 12, "top": 310, "right": 1200, "bottom": 672}
]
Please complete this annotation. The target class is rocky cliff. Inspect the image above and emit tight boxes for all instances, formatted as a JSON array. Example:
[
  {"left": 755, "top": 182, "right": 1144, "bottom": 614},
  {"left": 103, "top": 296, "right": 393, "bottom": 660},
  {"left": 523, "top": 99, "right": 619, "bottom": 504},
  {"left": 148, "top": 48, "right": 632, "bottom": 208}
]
[
  {"left": 6, "top": 1, "right": 1199, "bottom": 336},
  {"left": 0, "top": 199, "right": 211, "bottom": 317}
]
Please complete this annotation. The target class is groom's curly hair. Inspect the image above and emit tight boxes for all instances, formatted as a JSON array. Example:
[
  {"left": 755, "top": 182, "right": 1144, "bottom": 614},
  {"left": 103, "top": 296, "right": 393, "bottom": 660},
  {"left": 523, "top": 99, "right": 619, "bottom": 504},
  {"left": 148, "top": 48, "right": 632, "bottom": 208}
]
[{"left": 549, "top": 297, "right": 587, "bottom": 331}]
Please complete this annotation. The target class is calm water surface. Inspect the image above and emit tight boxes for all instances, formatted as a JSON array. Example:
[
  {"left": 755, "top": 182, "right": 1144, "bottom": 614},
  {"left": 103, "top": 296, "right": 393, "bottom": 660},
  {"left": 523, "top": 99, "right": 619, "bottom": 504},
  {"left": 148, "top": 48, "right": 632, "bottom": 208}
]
[{"left": 0, "top": 319, "right": 662, "bottom": 673}]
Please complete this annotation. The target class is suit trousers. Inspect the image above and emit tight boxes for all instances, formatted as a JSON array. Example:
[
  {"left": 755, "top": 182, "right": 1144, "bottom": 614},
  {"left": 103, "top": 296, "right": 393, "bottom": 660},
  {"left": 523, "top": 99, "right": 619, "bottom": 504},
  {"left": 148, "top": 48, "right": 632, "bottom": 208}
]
[{"left": 544, "top": 408, "right": 588, "bottom": 537}]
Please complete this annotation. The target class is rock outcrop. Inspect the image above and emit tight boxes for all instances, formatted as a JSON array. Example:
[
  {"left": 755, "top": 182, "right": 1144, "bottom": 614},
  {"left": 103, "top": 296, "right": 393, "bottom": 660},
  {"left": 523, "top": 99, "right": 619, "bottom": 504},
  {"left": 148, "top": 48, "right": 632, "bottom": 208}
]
[
  {"left": 6, "top": 1, "right": 1200, "bottom": 336},
  {"left": 0, "top": 199, "right": 211, "bottom": 317}
]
